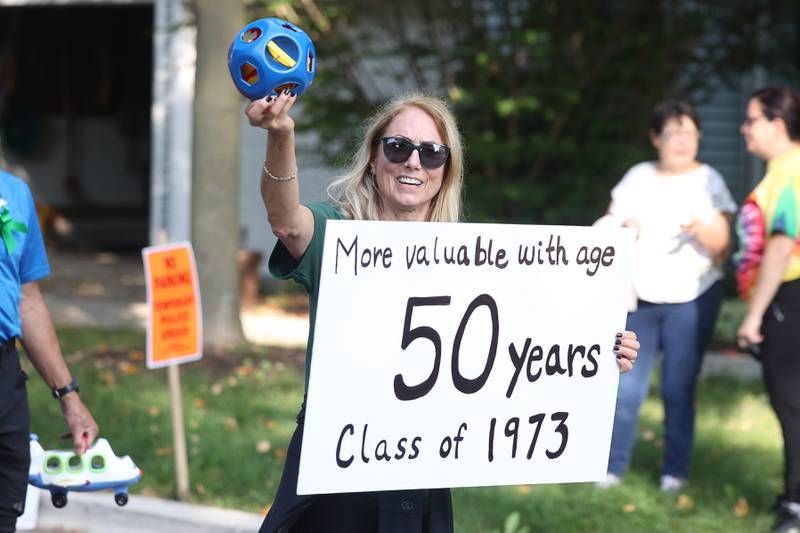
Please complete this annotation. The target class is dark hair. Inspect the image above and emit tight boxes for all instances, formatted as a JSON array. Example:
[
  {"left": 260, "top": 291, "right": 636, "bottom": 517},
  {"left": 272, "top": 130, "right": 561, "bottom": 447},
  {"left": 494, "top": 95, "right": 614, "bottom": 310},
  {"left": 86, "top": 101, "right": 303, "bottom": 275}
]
[
  {"left": 751, "top": 86, "right": 800, "bottom": 141},
  {"left": 649, "top": 100, "right": 701, "bottom": 135}
]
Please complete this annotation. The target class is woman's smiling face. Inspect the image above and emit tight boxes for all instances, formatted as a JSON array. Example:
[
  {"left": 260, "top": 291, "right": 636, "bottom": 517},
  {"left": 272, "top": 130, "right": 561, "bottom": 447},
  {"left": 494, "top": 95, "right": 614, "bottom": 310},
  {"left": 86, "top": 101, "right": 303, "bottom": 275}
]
[{"left": 373, "top": 106, "right": 446, "bottom": 221}]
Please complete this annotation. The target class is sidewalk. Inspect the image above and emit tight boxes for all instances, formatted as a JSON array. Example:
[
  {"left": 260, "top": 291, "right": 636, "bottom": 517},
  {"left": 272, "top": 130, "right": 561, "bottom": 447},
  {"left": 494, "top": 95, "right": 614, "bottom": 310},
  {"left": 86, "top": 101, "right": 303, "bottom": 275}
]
[
  {"left": 39, "top": 250, "right": 308, "bottom": 348},
  {"left": 24, "top": 489, "right": 262, "bottom": 533}
]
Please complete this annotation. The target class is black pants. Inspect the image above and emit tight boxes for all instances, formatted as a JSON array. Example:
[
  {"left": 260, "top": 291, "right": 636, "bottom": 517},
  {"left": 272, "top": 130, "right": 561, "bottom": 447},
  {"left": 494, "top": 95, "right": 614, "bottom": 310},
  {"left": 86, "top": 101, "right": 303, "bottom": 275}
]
[
  {"left": 761, "top": 279, "right": 800, "bottom": 503},
  {"left": 0, "top": 340, "right": 30, "bottom": 533},
  {"left": 259, "top": 403, "right": 453, "bottom": 533}
]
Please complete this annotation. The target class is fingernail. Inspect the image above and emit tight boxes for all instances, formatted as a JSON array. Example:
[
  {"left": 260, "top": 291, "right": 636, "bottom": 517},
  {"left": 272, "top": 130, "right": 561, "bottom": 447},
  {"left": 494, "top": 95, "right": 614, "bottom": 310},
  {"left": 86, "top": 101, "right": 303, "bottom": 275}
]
[
  {"left": 616, "top": 332, "right": 623, "bottom": 338},
  {"left": 614, "top": 339, "right": 621, "bottom": 345},
  {"left": 283, "top": 88, "right": 290, "bottom": 95},
  {"left": 613, "top": 345, "right": 620, "bottom": 352},
  {"left": 290, "top": 91, "right": 296, "bottom": 97},
  {"left": 265, "top": 95, "right": 274, "bottom": 103}
]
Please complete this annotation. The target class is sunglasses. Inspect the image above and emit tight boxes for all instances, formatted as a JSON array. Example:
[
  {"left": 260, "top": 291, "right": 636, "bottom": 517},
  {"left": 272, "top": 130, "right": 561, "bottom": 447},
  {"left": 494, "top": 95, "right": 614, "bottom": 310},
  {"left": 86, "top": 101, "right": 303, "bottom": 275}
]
[{"left": 380, "top": 136, "right": 450, "bottom": 170}]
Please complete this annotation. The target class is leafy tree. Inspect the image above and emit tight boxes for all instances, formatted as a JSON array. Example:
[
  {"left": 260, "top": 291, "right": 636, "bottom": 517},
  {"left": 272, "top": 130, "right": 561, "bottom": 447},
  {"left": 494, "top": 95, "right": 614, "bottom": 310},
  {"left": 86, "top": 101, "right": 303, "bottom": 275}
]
[{"left": 246, "top": 0, "right": 799, "bottom": 224}]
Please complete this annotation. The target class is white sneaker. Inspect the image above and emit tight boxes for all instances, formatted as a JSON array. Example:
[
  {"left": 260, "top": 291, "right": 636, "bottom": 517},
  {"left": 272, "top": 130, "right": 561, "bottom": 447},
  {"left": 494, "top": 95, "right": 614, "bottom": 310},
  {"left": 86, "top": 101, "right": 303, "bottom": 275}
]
[
  {"left": 595, "top": 473, "right": 621, "bottom": 489},
  {"left": 659, "top": 474, "right": 686, "bottom": 493},
  {"left": 773, "top": 501, "right": 800, "bottom": 533},
  {"left": 786, "top": 501, "right": 800, "bottom": 516}
]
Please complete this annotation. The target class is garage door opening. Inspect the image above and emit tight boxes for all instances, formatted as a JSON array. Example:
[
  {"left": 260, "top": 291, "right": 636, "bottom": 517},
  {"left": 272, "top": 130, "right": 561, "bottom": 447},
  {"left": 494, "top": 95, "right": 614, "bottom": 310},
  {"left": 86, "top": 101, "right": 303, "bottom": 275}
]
[{"left": 1, "top": 3, "right": 153, "bottom": 251}]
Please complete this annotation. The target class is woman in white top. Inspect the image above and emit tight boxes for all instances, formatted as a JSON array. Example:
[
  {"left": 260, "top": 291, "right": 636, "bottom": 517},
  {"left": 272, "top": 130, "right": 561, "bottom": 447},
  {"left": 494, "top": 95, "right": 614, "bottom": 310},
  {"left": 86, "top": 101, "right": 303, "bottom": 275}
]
[{"left": 596, "top": 100, "right": 736, "bottom": 492}]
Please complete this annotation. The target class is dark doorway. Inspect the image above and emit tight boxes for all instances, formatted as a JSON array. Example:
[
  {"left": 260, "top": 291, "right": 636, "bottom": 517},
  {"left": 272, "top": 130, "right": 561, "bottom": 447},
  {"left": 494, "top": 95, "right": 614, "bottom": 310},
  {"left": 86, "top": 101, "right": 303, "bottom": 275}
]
[{"left": 0, "top": 3, "right": 153, "bottom": 250}]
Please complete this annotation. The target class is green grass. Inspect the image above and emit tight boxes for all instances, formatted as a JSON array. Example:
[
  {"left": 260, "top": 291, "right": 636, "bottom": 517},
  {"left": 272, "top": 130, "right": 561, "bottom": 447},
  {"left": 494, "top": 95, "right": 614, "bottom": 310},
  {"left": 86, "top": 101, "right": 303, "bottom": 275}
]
[
  {"left": 24, "top": 327, "right": 781, "bottom": 532},
  {"left": 455, "top": 375, "right": 780, "bottom": 533},
  {"left": 25, "top": 328, "right": 304, "bottom": 513}
]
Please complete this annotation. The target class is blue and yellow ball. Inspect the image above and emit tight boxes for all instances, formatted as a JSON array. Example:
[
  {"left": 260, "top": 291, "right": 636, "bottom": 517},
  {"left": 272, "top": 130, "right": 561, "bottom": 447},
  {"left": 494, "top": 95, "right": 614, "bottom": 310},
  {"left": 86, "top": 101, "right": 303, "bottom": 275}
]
[{"left": 228, "top": 18, "right": 316, "bottom": 100}]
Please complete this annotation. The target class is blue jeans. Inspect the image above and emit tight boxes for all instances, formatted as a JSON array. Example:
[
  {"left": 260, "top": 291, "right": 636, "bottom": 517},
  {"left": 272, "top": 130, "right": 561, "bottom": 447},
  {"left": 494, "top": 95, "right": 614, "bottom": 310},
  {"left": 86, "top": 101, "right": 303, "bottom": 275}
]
[{"left": 607, "top": 281, "right": 722, "bottom": 479}]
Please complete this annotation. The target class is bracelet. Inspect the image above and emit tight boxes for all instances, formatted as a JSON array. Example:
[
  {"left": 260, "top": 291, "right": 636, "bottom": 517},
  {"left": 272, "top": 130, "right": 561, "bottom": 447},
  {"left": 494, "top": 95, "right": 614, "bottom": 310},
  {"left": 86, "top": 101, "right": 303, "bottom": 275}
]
[
  {"left": 262, "top": 160, "right": 297, "bottom": 182},
  {"left": 52, "top": 378, "right": 80, "bottom": 399}
]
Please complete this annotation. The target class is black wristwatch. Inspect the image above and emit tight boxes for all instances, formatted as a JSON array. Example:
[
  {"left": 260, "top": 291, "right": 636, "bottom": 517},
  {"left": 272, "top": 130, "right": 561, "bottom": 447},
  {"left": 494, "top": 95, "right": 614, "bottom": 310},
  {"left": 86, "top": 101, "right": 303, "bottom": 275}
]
[{"left": 52, "top": 379, "right": 80, "bottom": 399}]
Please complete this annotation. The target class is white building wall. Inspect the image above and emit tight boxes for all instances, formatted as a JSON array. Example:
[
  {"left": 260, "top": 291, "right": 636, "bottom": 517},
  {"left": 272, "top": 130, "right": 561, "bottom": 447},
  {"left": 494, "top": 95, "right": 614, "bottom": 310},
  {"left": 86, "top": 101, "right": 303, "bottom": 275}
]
[{"left": 694, "top": 73, "right": 767, "bottom": 203}]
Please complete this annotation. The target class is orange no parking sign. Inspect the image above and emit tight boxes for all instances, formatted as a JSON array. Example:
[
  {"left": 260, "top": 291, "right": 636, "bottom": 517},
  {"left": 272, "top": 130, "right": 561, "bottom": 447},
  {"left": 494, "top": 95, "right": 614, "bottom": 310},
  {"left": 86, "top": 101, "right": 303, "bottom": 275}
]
[{"left": 142, "top": 242, "right": 203, "bottom": 369}]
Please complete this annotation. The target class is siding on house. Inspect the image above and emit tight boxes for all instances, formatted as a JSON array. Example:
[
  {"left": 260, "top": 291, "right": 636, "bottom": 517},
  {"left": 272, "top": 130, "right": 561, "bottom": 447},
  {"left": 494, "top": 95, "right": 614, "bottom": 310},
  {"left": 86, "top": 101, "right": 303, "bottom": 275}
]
[
  {"left": 695, "top": 77, "right": 764, "bottom": 204},
  {"left": 695, "top": 66, "right": 800, "bottom": 205}
]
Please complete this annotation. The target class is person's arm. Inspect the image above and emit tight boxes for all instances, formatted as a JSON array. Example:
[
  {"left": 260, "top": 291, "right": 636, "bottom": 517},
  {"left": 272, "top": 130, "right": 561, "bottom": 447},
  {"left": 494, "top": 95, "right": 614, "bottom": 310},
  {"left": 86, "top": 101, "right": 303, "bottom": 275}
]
[
  {"left": 245, "top": 91, "right": 314, "bottom": 260},
  {"left": 19, "top": 281, "right": 98, "bottom": 454},
  {"left": 681, "top": 212, "right": 732, "bottom": 262},
  {"left": 594, "top": 202, "right": 640, "bottom": 236},
  {"left": 737, "top": 233, "right": 796, "bottom": 347}
]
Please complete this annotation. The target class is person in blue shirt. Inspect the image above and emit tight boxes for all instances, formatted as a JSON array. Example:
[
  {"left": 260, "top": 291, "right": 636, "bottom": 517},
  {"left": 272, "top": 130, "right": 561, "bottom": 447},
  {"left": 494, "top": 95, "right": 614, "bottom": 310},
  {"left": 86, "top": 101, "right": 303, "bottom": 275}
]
[{"left": 0, "top": 168, "right": 98, "bottom": 532}]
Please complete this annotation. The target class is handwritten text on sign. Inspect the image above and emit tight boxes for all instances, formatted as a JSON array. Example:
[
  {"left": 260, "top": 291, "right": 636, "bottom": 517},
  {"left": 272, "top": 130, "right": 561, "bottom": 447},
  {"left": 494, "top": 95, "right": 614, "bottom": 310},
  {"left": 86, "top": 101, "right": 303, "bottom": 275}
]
[
  {"left": 142, "top": 241, "right": 203, "bottom": 369},
  {"left": 298, "top": 221, "right": 634, "bottom": 494}
]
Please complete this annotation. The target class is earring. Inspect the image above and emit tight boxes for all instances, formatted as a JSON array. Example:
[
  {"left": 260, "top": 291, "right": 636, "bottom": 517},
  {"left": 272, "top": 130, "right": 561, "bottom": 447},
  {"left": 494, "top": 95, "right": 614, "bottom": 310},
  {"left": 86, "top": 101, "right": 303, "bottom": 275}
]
[{"left": 369, "top": 163, "right": 376, "bottom": 178}]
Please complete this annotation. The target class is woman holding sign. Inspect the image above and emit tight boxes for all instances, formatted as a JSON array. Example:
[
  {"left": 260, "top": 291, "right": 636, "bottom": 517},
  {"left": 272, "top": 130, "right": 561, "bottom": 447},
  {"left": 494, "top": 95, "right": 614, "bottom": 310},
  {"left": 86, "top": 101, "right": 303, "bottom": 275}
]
[
  {"left": 736, "top": 86, "right": 800, "bottom": 533},
  {"left": 596, "top": 100, "right": 736, "bottom": 493},
  {"left": 246, "top": 91, "right": 641, "bottom": 532}
]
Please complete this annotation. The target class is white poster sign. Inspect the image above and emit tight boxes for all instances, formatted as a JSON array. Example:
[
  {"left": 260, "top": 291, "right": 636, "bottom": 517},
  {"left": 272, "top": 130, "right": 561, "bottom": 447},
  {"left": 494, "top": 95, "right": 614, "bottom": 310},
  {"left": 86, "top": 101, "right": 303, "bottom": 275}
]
[{"left": 298, "top": 221, "right": 635, "bottom": 495}]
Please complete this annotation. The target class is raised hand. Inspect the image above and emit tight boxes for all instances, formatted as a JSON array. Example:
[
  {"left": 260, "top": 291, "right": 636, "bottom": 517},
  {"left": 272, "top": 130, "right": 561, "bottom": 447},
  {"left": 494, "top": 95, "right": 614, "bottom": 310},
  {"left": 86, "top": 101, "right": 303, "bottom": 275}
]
[{"left": 245, "top": 90, "right": 298, "bottom": 133}]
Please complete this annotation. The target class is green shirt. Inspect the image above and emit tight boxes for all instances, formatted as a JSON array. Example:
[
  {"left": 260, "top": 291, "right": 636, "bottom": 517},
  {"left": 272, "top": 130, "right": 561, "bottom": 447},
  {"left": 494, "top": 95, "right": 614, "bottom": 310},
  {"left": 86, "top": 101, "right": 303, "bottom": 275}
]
[{"left": 268, "top": 202, "right": 345, "bottom": 387}]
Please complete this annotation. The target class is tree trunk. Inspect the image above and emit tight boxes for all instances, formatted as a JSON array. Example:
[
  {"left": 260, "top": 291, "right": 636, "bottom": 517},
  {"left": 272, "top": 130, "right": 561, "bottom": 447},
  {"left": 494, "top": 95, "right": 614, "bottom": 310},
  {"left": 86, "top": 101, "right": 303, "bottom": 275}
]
[{"left": 191, "top": 0, "right": 245, "bottom": 348}]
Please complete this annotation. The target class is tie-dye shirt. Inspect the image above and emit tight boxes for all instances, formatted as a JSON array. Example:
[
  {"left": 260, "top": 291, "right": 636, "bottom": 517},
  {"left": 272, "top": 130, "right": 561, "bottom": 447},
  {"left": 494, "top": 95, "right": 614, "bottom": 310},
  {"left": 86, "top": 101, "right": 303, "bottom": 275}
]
[{"left": 735, "top": 147, "right": 800, "bottom": 300}]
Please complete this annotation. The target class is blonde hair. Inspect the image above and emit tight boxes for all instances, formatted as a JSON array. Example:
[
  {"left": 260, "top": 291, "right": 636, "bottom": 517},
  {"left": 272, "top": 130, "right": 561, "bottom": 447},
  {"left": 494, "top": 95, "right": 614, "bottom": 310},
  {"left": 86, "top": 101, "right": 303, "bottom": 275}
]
[{"left": 327, "top": 93, "right": 464, "bottom": 222}]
